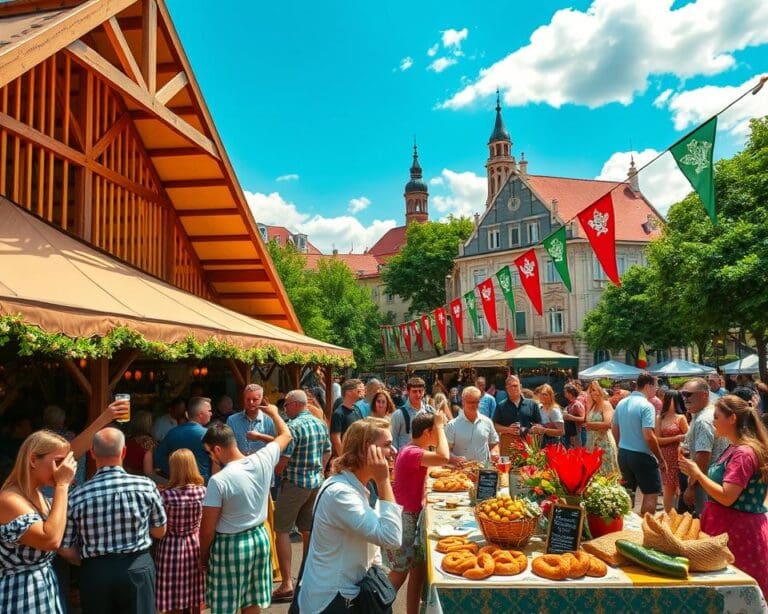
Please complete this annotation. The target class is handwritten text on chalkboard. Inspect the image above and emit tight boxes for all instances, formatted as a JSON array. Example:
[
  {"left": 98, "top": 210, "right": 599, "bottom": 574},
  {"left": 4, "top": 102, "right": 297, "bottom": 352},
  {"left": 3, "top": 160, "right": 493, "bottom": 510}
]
[
  {"left": 546, "top": 503, "right": 584, "bottom": 554},
  {"left": 476, "top": 469, "right": 499, "bottom": 502}
]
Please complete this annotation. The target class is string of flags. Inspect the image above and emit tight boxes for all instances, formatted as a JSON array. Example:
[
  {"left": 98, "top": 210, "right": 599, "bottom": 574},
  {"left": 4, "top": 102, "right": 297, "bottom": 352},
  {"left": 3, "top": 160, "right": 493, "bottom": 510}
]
[{"left": 379, "top": 78, "right": 765, "bottom": 358}]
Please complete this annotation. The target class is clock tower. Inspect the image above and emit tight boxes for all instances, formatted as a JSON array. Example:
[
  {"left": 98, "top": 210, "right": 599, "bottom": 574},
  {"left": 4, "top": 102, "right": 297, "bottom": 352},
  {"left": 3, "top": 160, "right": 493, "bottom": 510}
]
[{"left": 485, "top": 90, "right": 516, "bottom": 208}]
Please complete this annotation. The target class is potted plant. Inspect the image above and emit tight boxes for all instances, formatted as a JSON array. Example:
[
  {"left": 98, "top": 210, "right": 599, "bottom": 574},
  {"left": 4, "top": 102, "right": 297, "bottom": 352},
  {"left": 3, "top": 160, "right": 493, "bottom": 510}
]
[{"left": 582, "top": 474, "right": 632, "bottom": 537}]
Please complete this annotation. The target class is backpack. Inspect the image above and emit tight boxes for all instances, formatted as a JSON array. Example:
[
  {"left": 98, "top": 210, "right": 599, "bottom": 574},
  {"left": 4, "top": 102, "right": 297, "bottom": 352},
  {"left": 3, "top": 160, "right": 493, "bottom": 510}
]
[{"left": 399, "top": 404, "right": 434, "bottom": 434}]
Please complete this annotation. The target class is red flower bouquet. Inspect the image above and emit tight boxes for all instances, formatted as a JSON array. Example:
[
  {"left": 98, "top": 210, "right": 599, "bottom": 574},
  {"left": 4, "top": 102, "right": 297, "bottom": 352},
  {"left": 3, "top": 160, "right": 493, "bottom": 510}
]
[{"left": 543, "top": 444, "right": 604, "bottom": 496}]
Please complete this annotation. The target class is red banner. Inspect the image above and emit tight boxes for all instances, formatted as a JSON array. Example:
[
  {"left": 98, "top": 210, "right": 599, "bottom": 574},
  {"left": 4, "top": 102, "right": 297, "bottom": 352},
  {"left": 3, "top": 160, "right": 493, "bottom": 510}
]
[
  {"left": 434, "top": 307, "right": 448, "bottom": 347},
  {"left": 477, "top": 278, "right": 498, "bottom": 332},
  {"left": 399, "top": 323, "right": 412, "bottom": 356},
  {"left": 411, "top": 320, "right": 423, "bottom": 351},
  {"left": 505, "top": 329, "right": 517, "bottom": 351},
  {"left": 577, "top": 193, "right": 621, "bottom": 286},
  {"left": 514, "top": 249, "right": 543, "bottom": 316},
  {"left": 449, "top": 297, "right": 465, "bottom": 344},
  {"left": 421, "top": 314, "right": 434, "bottom": 346}
]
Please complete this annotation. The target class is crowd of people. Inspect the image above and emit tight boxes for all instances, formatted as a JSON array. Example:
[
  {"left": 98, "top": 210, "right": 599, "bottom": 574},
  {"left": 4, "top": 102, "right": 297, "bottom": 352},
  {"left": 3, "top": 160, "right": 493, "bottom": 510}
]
[{"left": 0, "top": 367, "right": 767, "bottom": 613}]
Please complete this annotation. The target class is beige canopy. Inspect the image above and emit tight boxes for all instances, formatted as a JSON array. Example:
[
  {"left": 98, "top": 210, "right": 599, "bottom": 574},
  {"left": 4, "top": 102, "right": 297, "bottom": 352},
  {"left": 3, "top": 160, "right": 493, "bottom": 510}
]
[{"left": 0, "top": 198, "right": 353, "bottom": 363}]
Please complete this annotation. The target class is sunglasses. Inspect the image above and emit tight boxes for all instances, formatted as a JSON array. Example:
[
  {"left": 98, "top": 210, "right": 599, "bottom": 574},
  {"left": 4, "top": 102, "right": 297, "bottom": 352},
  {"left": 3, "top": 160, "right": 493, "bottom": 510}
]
[{"left": 680, "top": 391, "right": 702, "bottom": 398}]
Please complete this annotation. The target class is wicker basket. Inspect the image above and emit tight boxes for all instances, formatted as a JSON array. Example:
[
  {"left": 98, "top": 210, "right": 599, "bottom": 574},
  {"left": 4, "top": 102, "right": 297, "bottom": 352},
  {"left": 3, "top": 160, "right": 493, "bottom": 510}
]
[{"left": 475, "top": 508, "right": 537, "bottom": 548}]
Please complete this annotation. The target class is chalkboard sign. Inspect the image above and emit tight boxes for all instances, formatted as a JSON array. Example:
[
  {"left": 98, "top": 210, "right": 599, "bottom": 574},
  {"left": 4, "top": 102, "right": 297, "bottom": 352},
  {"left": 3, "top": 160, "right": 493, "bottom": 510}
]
[
  {"left": 476, "top": 468, "right": 499, "bottom": 502},
  {"left": 545, "top": 502, "right": 584, "bottom": 554}
]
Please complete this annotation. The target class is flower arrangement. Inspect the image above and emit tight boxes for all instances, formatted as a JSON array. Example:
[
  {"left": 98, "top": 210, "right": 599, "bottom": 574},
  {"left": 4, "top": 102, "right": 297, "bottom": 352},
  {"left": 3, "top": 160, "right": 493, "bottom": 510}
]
[
  {"left": 543, "top": 443, "right": 604, "bottom": 495},
  {"left": 519, "top": 466, "right": 560, "bottom": 500},
  {"left": 583, "top": 475, "right": 631, "bottom": 521},
  {"left": 510, "top": 433, "right": 547, "bottom": 470}
]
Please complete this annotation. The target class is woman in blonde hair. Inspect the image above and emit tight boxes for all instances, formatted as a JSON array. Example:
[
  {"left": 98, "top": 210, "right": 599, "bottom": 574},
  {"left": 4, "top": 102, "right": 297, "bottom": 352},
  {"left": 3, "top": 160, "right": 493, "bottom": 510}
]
[
  {"left": 529, "top": 383, "right": 564, "bottom": 447},
  {"left": 584, "top": 380, "right": 620, "bottom": 476},
  {"left": 432, "top": 392, "right": 454, "bottom": 421},
  {"left": 298, "top": 418, "right": 401, "bottom": 613},
  {"left": 0, "top": 430, "right": 76, "bottom": 613},
  {"left": 679, "top": 395, "right": 768, "bottom": 598},
  {"left": 155, "top": 449, "right": 206, "bottom": 614}
]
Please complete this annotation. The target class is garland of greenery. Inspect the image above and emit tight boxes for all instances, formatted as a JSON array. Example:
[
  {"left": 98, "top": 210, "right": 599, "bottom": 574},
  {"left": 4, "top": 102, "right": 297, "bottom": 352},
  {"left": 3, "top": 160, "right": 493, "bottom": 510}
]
[{"left": 0, "top": 315, "right": 355, "bottom": 368}]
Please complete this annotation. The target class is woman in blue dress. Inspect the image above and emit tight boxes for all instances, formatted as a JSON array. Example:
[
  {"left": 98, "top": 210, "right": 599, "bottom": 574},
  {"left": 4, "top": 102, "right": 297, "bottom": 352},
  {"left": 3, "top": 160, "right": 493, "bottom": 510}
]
[{"left": 0, "top": 430, "right": 77, "bottom": 613}]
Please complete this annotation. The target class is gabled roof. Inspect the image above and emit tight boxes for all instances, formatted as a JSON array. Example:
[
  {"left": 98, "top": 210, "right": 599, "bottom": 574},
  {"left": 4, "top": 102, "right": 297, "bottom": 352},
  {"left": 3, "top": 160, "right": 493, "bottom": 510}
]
[
  {"left": 265, "top": 226, "right": 322, "bottom": 255},
  {"left": 0, "top": 0, "right": 301, "bottom": 331},
  {"left": 305, "top": 253, "right": 380, "bottom": 278},
  {"left": 368, "top": 225, "right": 407, "bottom": 262},
  {"left": 525, "top": 174, "right": 663, "bottom": 242}
]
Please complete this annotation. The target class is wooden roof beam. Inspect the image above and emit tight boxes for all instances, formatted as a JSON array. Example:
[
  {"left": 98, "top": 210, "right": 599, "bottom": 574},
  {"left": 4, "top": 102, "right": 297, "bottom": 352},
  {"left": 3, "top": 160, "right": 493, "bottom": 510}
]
[
  {"left": 102, "top": 16, "right": 147, "bottom": 90},
  {"left": 177, "top": 208, "right": 240, "bottom": 217},
  {"left": 131, "top": 106, "right": 195, "bottom": 120},
  {"left": 66, "top": 40, "right": 219, "bottom": 159},
  {"left": 199, "top": 258, "right": 263, "bottom": 266},
  {"left": 91, "top": 112, "right": 130, "bottom": 159},
  {"left": 155, "top": 71, "right": 187, "bottom": 105},
  {"left": 207, "top": 270, "right": 270, "bottom": 283},
  {"left": 190, "top": 234, "right": 251, "bottom": 243},
  {"left": 217, "top": 292, "right": 277, "bottom": 300},
  {"left": 141, "top": 0, "right": 157, "bottom": 95},
  {"left": 165, "top": 178, "right": 227, "bottom": 188}
]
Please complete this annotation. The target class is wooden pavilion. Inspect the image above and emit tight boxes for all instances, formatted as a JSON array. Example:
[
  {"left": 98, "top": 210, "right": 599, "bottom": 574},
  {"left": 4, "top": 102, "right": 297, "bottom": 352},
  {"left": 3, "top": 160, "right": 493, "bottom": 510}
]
[{"left": 0, "top": 0, "right": 353, "bottom": 421}]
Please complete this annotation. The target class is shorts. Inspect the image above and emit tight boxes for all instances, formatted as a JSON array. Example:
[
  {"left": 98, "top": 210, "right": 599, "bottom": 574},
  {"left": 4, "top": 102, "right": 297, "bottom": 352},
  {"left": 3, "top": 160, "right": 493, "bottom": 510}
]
[
  {"left": 384, "top": 510, "right": 423, "bottom": 573},
  {"left": 274, "top": 480, "right": 318, "bottom": 533},
  {"left": 618, "top": 448, "right": 662, "bottom": 495}
]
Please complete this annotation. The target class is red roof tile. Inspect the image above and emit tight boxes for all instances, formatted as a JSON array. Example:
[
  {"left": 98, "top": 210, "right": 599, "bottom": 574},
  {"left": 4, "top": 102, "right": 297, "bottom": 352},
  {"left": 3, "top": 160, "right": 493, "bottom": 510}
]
[
  {"left": 265, "top": 225, "right": 322, "bottom": 254},
  {"left": 367, "top": 225, "right": 407, "bottom": 261},
  {"left": 525, "top": 175, "right": 663, "bottom": 242},
  {"left": 304, "top": 253, "right": 381, "bottom": 278}
]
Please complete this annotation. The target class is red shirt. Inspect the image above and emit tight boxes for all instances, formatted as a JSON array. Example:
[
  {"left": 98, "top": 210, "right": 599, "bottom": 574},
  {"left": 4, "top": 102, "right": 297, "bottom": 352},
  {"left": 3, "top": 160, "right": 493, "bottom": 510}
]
[{"left": 393, "top": 444, "right": 427, "bottom": 513}]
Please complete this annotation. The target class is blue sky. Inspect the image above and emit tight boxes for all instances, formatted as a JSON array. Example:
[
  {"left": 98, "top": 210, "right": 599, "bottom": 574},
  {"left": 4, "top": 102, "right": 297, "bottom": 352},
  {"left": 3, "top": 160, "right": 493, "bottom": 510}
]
[{"left": 166, "top": 0, "right": 768, "bottom": 253}]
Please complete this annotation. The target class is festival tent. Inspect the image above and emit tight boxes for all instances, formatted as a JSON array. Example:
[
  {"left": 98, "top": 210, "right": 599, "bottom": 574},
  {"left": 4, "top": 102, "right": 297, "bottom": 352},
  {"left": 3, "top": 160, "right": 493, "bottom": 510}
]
[
  {"left": 417, "top": 348, "right": 507, "bottom": 370},
  {"left": 650, "top": 359, "right": 715, "bottom": 377},
  {"left": 496, "top": 344, "right": 579, "bottom": 370},
  {"left": 397, "top": 351, "right": 467, "bottom": 370},
  {"left": 578, "top": 360, "right": 643, "bottom": 381},
  {"left": 721, "top": 355, "right": 763, "bottom": 375}
]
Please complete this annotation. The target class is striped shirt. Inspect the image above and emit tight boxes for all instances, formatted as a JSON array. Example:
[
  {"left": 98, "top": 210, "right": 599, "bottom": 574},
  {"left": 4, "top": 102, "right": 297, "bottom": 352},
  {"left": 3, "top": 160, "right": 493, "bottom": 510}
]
[
  {"left": 282, "top": 411, "right": 331, "bottom": 489},
  {"left": 63, "top": 466, "right": 166, "bottom": 559}
]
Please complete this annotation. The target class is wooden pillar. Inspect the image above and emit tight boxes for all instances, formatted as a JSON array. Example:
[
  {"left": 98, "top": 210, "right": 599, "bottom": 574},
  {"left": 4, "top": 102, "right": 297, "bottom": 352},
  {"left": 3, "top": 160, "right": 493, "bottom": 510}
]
[
  {"left": 286, "top": 364, "right": 300, "bottom": 389},
  {"left": 324, "top": 366, "right": 333, "bottom": 420},
  {"left": 87, "top": 357, "right": 110, "bottom": 424}
]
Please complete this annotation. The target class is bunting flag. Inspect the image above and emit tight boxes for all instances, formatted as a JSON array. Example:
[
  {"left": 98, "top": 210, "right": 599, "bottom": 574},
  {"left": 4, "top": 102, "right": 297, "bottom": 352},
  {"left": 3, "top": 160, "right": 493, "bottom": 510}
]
[
  {"left": 542, "top": 226, "right": 572, "bottom": 291},
  {"left": 399, "top": 323, "right": 412, "bottom": 356},
  {"left": 505, "top": 329, "right": 517, "bottom": 351},
  {"left": 449, "top": 297, "right": 465, "bottom": 343},
  {"left": 392, "top": 325, "right": 403, "bottom": 357},
  {"left": 411, "top": 319, "right": 423, "bottom": 351},
  {"left": 380, "top": 328, "right": 387, "bottom": 354},
  {"left": 434, "top": 306, "right": 448, "bottom": 347},
  {"left": 670, "top": 116, "right": 717, "bottom": 224},
  {"left": 514, "top": 249, "right": 543, "bottom": 316},
  {"left": 495, "top": 265, "right": 516, "bottom": 315},
  {"left": 477, "top": 278, "right": 498, "bottom": 332},
  {"left": 637, "top": 345, "right": 648, "bottom": 369},
  {"left": 577, "top": 193, "right": 621, "bottom": 286},
  {"left": 421, "top": 314, "right": 434, "bottom": 346},
  {"left": 464, "top": 290, "right": 480, "bottom": 337}
]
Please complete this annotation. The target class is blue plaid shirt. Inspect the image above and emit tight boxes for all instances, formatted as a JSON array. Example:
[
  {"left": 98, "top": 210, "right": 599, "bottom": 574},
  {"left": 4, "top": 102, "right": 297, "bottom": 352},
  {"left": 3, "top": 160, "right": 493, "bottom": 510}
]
[
  {"left": 281, "top": 411, "right": 331, "bottom": 489},
  {"left": 63, "top": 466, "right": 166, "bottom": 559}
]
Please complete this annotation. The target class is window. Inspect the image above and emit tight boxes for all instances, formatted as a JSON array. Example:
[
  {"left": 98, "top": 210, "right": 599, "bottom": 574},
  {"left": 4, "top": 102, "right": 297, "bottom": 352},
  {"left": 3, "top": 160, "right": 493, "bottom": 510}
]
[
  {"left": 527, "top": 221, "right": 539, "bottom": 244},
  {"left": 512, "top": 269, "right": 521, "bottom": 287},
  {"left": 487, "top": 227, "right": 501, "bottom": 250},
  {"left": 593, "top": 255, "right": 607, "bottom": 281},
  {"left": 548, "top": 309, "right": 564, "bottom": 334},
  {"left": 257, "top": 225, "right": 268, "bottom": 242},
  {"left": 594, "top": 349, "right": 611, "bottom": 363},
  {"left": 371, "top": 287, "right": 380, "bottom": 302},
  {"left": 386, "top": 293, "right": 394, "bottom": 304},
  {"left": 617, "top": 255, "right": 627, "bottom": 277},
  {"left": 545, "top": 259, "right": 559, "bottom": 284},
  {"left": 508, "top": 224, "right": 521, "bottom": 247},
  {"left": 515, "top": 311, "right": 527, "bottom": 337},
  {"left": 656, "top": 349, "right": 670, "bottom": 363}
]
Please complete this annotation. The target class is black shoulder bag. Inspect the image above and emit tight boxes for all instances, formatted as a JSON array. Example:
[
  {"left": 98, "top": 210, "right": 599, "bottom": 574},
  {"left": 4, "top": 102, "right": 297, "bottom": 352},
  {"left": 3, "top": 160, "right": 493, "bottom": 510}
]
[{"left": 289, "top": 479, "right": 397, "bottom": 614}]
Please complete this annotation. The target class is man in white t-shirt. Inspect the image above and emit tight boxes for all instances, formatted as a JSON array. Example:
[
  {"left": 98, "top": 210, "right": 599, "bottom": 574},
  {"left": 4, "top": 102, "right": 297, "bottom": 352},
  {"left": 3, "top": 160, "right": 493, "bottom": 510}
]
[
  {"left": 200, "top": 404, "right": 292, "bottom": 614},
  {"left": 446, "top": 386, "right": 500, "bottom": 464}
]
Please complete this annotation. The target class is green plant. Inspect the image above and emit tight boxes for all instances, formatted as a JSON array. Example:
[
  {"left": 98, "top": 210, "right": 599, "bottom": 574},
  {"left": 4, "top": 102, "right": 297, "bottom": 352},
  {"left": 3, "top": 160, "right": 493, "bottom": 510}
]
[{"left": 583, "top": 474, "right": 631, "bottom": 520}]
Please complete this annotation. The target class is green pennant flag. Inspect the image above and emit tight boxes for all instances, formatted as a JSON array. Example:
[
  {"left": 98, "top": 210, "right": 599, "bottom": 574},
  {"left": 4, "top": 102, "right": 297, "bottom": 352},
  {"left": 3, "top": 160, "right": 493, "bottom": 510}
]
[
  {"left": 670, "top": 116, "right": 717, "bottom": 223},
  {"left": 495, "top": 265, "right": 516, "bottom": 315},
  {"left": 464, "top": 290, "right": 480, "bottom": 336},
  {"left": 542, "top": 226, "right": 572, "bottom": 291},
  {"left": 386, "top": 327, "right": 395, "bottom": 356},
  {"left": 393, "top": 325, "right": 402, "bottom": 355}
]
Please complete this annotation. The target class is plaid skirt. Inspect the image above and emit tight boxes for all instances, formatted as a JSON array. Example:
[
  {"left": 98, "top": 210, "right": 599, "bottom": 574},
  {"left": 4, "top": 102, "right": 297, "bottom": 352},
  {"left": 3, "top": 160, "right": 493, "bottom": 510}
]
[
  {"left": 207, "top": 524, "right": 272, "bottom": 614},
  {"left": 0, "top": 563, "right": 63, "bottom": 614},
  {"left": 155, "top": 532, "right": 205, "bottom": 611}
]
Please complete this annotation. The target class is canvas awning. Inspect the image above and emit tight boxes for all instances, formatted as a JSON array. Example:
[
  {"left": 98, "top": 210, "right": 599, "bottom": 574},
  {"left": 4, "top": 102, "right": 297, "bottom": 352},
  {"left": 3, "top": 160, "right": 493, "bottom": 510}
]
[
  {"left": 496, "top": 344, "right": 579, "bottom": 370},
  {"left": 720, "top": 355, "right": 763, "bottom": 375},
  {"left": 650, "top": 359, "right": 715, "bottom": 378},
  {"left": 579, "top": 360, "right": 643, "bottom": 381},
  {"left": 396, "top": 351, "right": 468, "bottom": 370},
  {"left": 0, "top": 198, "right": 353, "bottom": 365}
]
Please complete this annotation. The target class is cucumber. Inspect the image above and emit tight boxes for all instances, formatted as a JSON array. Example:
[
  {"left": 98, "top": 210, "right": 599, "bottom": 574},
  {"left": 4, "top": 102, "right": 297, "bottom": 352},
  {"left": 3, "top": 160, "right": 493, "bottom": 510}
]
[{"left": 615, "top": 540, "right": 689, "bottom": 579}]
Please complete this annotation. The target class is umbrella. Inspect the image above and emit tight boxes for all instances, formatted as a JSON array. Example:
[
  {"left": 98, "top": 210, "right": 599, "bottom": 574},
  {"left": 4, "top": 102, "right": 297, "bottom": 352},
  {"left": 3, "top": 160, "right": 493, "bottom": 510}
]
[
  {"left": 578, "top": 360, "right": 643, "bottom": 381},
  {"left": 721, "top": 355, "right": 762, "bottom": 375},
  {"left": 650, "top": 359, "right": 715, "bottom": 377}
]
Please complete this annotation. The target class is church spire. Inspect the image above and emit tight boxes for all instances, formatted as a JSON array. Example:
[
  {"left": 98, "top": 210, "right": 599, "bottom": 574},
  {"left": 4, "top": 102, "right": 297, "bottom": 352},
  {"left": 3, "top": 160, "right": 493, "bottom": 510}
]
[
  {"left": 488, "top": 89, "right": 511, "bottom": 144},
  {"left": 404, "top": 139, "right": 428, "bottom": 225},
  {"left": 485, "top": 90, "right": 515, "bottom": 207}
]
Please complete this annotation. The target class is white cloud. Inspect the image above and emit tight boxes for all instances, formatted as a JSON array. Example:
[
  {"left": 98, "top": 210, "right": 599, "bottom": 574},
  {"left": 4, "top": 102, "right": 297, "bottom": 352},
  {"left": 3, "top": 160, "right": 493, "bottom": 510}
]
[
  {"left": 653, "top": 89, "right": 673, "bottom": 108},
  {"left": 348, "top": 196, "right": 371, "bottom": 213},
  {"left": 275, "top": 173, "right": 299, "bottom": 182},
  {"left": 595, "top": 149, "right": 692, "bottom": 215},
  {"left": 429, "top": 169, "right": 487, "bottom": 218},
  {"left": 659, "top": 74, "right": 768, "bottom": 138},
  {"left": 427, "top": 44, "right": 439, "bottom": 57},
  {"left": 429, "top": 57, "right": 458, "bottom": 73},
  {"left": 398, "top": 56, "right": 414, "bottom": 71},
  {"left": 442, "top": 0, "right": 768, "bottom": 110},
  {"left": 442, "top": 28, "right": 468, "bottom": 50},
  {"left": 244, "top": 190, "right": 396, "bottom": 253}
]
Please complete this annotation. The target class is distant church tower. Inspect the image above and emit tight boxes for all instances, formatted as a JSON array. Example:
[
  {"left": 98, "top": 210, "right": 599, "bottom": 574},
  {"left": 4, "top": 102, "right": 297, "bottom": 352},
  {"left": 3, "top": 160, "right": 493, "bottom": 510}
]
[
  {"left": 404, "top": 141, "right": 429, "bottom": 225},
  {"left": 485, "top": 90, "right": 515, "bottom": 207}
]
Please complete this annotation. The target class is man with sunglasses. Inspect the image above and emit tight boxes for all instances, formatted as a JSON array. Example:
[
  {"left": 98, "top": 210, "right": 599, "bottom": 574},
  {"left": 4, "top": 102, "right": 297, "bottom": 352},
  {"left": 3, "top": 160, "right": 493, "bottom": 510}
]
[{"left": 680, "top": 378, "right": 729, "bottom": 516}]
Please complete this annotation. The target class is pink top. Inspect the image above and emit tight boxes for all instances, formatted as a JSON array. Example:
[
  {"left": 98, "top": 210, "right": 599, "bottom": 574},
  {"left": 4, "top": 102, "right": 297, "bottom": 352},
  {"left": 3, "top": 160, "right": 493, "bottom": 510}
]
[
  {"left": 393, "top": 444, "right": 427, "bottom": 513},
  {"left": 650, "top": 396, "right": 663, "bottom": 413}
]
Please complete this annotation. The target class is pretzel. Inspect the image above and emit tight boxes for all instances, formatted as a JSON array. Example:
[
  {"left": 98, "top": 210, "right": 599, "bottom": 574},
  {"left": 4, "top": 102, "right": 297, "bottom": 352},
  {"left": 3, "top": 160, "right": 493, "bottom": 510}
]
[
  {"left": 491, "top": 549, "right": 527, "bottom": 575},
  {"left": 429, "top": 468, "right": 456, "bottom": 479},
  {"left": 478, "top": 544, "right": 501, "bottom": 556},
  {"left": 586, "top": 554, "right": 608, "bottom": 577},
  {"left": 441, "top": 551, "right": 477, "bottom": 575},
  {"left": 463, "top": 552, "right": 496, "bottom": 580},
  {"left": 436, "top": 536, "right": 478, "bottom": 554},
  {"left": 532, "top": 554, "right": 571, "bottom": 580},
  {"left": 563, "top": 551, "right": 591, "bottom": 579}
]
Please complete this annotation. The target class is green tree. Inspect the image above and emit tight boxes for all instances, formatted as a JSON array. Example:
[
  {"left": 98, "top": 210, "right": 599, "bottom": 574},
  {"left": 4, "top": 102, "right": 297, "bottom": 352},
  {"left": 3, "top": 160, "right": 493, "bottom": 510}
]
[{"left": 381, "top": 217, "right": 474, "bottom": 314}]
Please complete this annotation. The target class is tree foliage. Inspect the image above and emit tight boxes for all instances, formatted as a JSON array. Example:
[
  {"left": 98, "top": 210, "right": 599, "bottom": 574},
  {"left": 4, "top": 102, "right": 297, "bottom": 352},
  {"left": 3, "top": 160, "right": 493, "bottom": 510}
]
[{"left": 381, "top": 217, "right": 474, "bottom": 314}]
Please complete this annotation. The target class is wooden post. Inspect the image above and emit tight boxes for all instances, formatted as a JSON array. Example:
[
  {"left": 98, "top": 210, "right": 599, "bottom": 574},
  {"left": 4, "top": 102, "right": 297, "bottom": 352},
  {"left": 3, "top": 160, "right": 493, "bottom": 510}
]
[
  {"left": 286, "top": 364, "right": 300, "bottom": 389},
  {"left": 87, "top": 357, "right": 110, "bottom": 424}
]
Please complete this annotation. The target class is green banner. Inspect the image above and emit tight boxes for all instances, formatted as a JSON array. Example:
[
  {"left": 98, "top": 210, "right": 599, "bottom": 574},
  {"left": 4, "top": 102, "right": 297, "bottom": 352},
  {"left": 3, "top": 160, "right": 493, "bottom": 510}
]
[
  {"left": 671, "top": 116, "right": 717, "bottom": 223},
  {"left": 464, "top": 290, "right": 480, "bottom": 336},
  {"left": 495, "top": 265, "right": 516, "bottom": 314},
  {"left": 542, "top": 226, "right": 572, "bottom": 291}
]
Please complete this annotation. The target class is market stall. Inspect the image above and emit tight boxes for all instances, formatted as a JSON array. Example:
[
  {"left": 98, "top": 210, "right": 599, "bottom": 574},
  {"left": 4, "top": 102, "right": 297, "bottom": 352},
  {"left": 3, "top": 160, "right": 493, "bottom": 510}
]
[
  {"left": 721, "top": 355, "right": 763, "bottom": 375},
  {"left": 650, "top": 359, "right": 716, "bottom": 378},
  {"left": 578, "top": 360, "right": 643, "bottom": 381}
]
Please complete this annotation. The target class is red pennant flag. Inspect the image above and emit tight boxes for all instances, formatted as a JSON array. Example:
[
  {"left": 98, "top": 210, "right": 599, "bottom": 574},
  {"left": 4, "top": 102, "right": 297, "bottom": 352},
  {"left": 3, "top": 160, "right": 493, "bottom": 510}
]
[
  {"left": 449, "top": 297, "right": 465, "bottom": 343},
  {"left": 577, "top": 193, "right": 621, "bottom": 286},
  {"left": 505, "top": 329, "right": 517, "bottom": 351},
  {"left": 476, "top": 278, "right": 498, "bottom": 332},
  {"left": 434, "top": 307, "right": 448, "bottom": 347},
  {"left": 399, "top": 323, "right": 412, "bottom": 356},
  {"left": 411, "top": 320, "right": 423, "bottom": 351},
  {"left": 421, "top": 314, "right": 434, "bottom": 346},
  {"left": 514, "top": 249, "right": 543, "bottom": 316}
]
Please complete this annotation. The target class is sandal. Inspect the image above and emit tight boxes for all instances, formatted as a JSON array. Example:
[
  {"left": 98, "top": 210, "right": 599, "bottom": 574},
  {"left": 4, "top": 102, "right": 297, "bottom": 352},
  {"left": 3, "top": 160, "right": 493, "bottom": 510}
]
[{"left": 271, "top": 589, "right": 294, "bottom": 603}]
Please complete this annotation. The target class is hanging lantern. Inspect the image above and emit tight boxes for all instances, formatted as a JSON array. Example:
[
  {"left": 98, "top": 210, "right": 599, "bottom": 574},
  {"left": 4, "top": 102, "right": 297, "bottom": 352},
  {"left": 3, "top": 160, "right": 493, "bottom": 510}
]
[
  {"left": 124, "top": 370, "right": 132, "bottom": 381},
  {"left": 134, "top": 370, "right": 142, "bottom": 381},
  {"left": 192, "top": 367, "right": 201, "bottom": 377},
  {"left": 200, "top": 366, "right": 208, "bottom": 377},
  {"left": 148, "top": 371, "right": 155, "bottom": 382},
  {"left": 78, "top": 358, "right": 88, "bottom": 369}
]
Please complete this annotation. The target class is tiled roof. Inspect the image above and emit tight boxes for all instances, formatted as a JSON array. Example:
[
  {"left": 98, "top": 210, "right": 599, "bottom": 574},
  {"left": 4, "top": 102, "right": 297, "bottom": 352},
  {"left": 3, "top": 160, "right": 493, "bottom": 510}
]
[
  {"left": 265, "top": 225, "right": 322, "bottom": 254},
  {"left": 367, "top": 225, "right": 407, "bottom": 261},
  {"left": 304, "top": 252, "right": 381, "bottom": 278},
  {"left": 525, "top": 175, "right": 663, "bottom": 242}
]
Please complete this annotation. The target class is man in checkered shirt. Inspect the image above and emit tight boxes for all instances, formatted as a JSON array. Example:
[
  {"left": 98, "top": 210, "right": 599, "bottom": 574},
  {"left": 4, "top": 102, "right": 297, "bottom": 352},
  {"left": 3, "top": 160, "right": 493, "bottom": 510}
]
[
  {"left": 271, "top": 389, "right": 332, "bottom": 602},
  {"left": 59, "top": 427, "right": 167, "bottom": 614}
]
